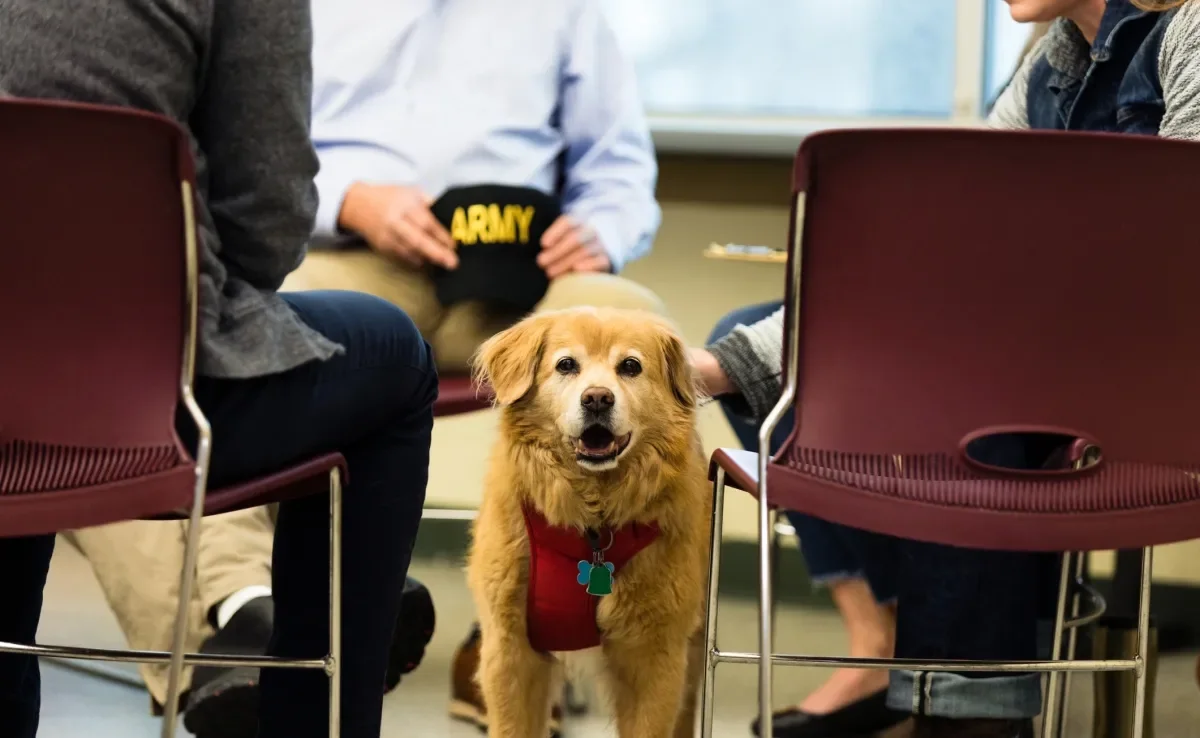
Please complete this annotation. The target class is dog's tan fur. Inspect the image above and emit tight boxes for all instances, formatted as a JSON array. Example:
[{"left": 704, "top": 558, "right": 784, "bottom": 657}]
[{"left": 467, "top": 307, "right": 711, "bottom": 738}]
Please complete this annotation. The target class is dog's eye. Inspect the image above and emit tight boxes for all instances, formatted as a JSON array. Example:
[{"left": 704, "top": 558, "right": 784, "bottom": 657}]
[
  {"left": 555, "top": 357, "right": 578, "bottom": 374},
  {"left": 618, "top": 357, "right": 642, "bottom": 377}
]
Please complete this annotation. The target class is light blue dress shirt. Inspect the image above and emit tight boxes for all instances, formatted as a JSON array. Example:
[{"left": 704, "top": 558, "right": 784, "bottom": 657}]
[{"left": 310, "top": 0, "right": 660, "bottom": 271}]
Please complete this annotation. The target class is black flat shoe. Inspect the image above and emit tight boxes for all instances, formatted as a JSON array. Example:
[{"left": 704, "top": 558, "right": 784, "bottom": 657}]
[
  {"left": 183, "top": 595, "right": 273, "bottom": 738},
  {"left": 750, "top": 688, "right": 909, "bottom": 737},
  {"left": 384, "top": 576, "right": 437, "bottom": 693}
]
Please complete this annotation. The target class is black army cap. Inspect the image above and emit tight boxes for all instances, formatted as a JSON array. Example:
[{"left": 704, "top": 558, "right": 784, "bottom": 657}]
[{"left": 429, "top": 184, "right": 560, "bottom": 313}]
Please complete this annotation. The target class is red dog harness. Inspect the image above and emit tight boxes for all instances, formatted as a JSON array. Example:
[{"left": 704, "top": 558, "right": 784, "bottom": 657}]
[{"left": 522, "top": 506, "right": 660, "bottom": 653}]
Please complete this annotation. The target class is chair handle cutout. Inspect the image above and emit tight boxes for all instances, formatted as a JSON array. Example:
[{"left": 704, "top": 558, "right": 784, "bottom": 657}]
[{"left": 958, "top": 426, "right": 1104, "bottom": 477}]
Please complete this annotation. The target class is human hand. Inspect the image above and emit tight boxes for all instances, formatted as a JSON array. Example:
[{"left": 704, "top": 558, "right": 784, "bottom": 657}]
[
  {"left": 338, "top": 183, "right": 458, "bottom": 269},
  {"left": 688, "top": 348, "right": 733, "bottom": 397},
  {"left": 537, "top": 215, "right": 611, "bottom": 278}
]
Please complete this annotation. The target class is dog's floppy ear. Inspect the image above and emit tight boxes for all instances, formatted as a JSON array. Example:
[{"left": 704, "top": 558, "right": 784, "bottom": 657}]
[
  {"left": 473, "top": 314, "right": 551, "bottom": 406},
  {"left": 656, "top": 323, "right": 700, "bottom": 410}
]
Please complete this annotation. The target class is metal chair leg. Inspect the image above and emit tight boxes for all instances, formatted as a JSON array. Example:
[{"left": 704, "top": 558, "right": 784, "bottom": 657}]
[
  {"left": 328, "top": 467, "right": 344, "bottom": 738},
  {"left": 1131, "top": 546, "right": 1154, "bottom": 738},
  {"left": 769, "top": 509, "right": 781, "bottom": 645},
  {"left": 1042, "top": 552, "right": 1073, "bottom": 738},
  {"left": 699, "top": 468, "right": 726, "bottom": 738},
  {"left": 1056, "top": 552, "right": 1087, "bottom": 735},
  {"left": 757, "top": 477, "right": 775, "bottom": 738},
  {"left": 160, "top": 432, "right": 212, "bottom": 738}
]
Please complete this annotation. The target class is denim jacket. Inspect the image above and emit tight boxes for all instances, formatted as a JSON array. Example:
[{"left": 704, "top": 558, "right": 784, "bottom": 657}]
[{"left": 991, "top": 0, "right": 1200, "bottom": 139}]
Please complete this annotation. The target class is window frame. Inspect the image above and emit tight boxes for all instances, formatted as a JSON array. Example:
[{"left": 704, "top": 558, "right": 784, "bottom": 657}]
[{"left": 643, "top": 0, "right": 1011, "bottom": 156}]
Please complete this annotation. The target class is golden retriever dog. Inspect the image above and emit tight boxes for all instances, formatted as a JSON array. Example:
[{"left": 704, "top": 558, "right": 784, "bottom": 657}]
[{"left": 467, "top": 307, "right": 711, "bottom": 738}]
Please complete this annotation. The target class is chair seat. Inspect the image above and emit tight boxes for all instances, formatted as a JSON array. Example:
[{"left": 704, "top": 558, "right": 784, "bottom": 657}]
[
  {"left": 0, "top": 464, "right": 197, "bottom": 538},
  {"left": 708, "top": 448, "right": 759, "bottom": 492},
  {"left": 764, "top": 450, "right": 1200, "bottom": 552},
  {"left": 141, "top": 452, "right": 348, "bottom": 520},
  {"left": 435, "top": 374, "right": 493, "bottom": 417},
  {"left": 0, "top": 452, "right": 348, "bottom": 537},
  {"left": 199, "top": 452, "right": 348, "bottom": 516},
  {"left": 3, "top": 374, "right": 490, "bottom": 537},
  {"left": 710, "top": 446, "right": 1200, "bottom": 551}
]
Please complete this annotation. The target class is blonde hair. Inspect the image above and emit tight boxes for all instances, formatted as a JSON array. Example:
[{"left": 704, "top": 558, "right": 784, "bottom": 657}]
[{"left": 1133, "top": 0, "right": 1190, "bottom": 10}]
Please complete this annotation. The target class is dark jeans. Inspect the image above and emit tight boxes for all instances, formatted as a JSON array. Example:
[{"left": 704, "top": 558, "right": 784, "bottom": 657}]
[
  {"left": 709, "top": 302, "right": 1053, "bottom": 718},
  {"left": 0, "top": 290, "right": 439, "bottom": 738}
]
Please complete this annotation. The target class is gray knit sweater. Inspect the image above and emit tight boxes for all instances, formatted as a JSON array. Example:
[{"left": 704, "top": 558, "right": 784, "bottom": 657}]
[
  {"left": 707, "top": 307, "right": 784, "bottom": 421},
  {"left": 0, "top": 0, "right": 342, "bottom": 378}
]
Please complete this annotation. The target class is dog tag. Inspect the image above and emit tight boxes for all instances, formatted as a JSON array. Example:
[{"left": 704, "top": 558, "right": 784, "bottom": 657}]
[
  {"left": 586, "top": 561, "right": 615, "bottom": 596},
  {"left": 578, "top": 528, "right": 616, "bottom": 596}
]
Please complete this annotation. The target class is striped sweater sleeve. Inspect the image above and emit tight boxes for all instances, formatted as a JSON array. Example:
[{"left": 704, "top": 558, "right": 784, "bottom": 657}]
[
  {"left": 706, "top": 306, "right": 784, "bottom": 420},
  {"left": 1158, "top": 2, "right": 1200, "bottom": 141}
]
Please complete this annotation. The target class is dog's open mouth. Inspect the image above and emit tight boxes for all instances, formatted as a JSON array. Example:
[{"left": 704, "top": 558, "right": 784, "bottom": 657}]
[{"left": 573, "top": 425, "right": 632, "bottom": 463}]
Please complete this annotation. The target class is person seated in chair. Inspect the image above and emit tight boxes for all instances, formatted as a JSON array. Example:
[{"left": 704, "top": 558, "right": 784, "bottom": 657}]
[
  {"left": 1, "top": 1, "right": 441, "bottom": 738},
  {"left": 695, "top": 3, "right": 1200, "bottom": 735},
  {"left": 290, "top": 0, "right": 664, "bottom": 364},
  {"left": 0, "top": 1, "right": 439, "bottom": 737}
]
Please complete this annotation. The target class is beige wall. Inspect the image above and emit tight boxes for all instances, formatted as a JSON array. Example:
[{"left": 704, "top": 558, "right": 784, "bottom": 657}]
[{"left": 424, "top": 154, "right": 1200, "bottom": 584}]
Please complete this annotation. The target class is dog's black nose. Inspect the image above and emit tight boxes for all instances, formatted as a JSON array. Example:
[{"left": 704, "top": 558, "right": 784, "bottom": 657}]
[{"left": 580, "top": 386, "right": 614, "bottom": 413}]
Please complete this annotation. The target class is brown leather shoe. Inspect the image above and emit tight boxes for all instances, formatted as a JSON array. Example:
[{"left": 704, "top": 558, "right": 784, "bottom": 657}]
[
  {"left": 449, "top": 623, "right": 564, "bottom": 736},
  {"left": 912, "top": 716, "right": 1034, "bottom": 738},
  {"left": 449, "top": 624, "right": 485, "bottom": 728}
]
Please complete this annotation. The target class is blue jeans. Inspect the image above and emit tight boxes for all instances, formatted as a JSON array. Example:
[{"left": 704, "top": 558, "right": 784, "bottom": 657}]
[
  {"left": 0, "top": 291, "right": 439, "bottom": 738},
  {"left": 709, "top": 302, "right": 1049, "bottom": 719}
]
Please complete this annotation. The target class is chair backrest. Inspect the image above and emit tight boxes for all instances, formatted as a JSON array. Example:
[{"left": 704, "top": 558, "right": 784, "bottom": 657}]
[
  {"left": 779, "top": 128, "right": 1200, "bottom": 471},
  {"left": 0, "top": 99, "right": 195, "bottom": 494}
]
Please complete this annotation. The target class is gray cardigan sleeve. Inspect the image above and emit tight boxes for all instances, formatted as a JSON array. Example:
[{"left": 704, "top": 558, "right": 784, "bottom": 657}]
[
  {"left": 192, "top": 0, "right": 320, "bottom": 290},
  {"left": 706, "top": 306, "right": 784, "bottom": 420},
  {"left": 1158, "top": 2, "right": 1200, "bottom": 142}
]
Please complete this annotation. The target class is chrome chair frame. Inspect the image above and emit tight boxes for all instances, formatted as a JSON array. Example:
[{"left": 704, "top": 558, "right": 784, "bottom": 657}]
[
  {"left": 0, "top": 182, "right": 344, "bottom": 738},
  {"left": 698, "top": 193, "right": 1155, "bottom": 738}
]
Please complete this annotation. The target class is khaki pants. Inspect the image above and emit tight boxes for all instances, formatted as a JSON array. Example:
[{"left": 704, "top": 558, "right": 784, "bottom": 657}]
[
  {"left": 70, "top": 248, "right": 665, "bottom": 705},
  {"left": 281, "top": 249, "right": 666, "bottom": 369}
]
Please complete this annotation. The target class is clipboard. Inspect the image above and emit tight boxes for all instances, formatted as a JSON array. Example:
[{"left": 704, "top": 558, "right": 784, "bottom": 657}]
[{"left": 703, "top": 242, "right": 787, "bottom": 264}]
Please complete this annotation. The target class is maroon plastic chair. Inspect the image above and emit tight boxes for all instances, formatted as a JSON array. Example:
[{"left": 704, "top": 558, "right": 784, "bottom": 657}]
[
  {"left": 435, "top": 375, "right": 493, "bottom": 417},
  {"left": 421, "top": 376, "right": 492, "bottom": 521},
  {"left": 700, "top": 129, "right": 1200, "bottom": 738},
  {"left": 0, "top": 99, "right": 346, "bottom": 738}
]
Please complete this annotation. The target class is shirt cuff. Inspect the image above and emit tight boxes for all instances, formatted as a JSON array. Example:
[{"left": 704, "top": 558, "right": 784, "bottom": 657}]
[
  {"left": 312, "top": 148, "right": 395, "bottom": 239},
  {"left": 313, "top": 172, "right": 353, "bottom": 239}
]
